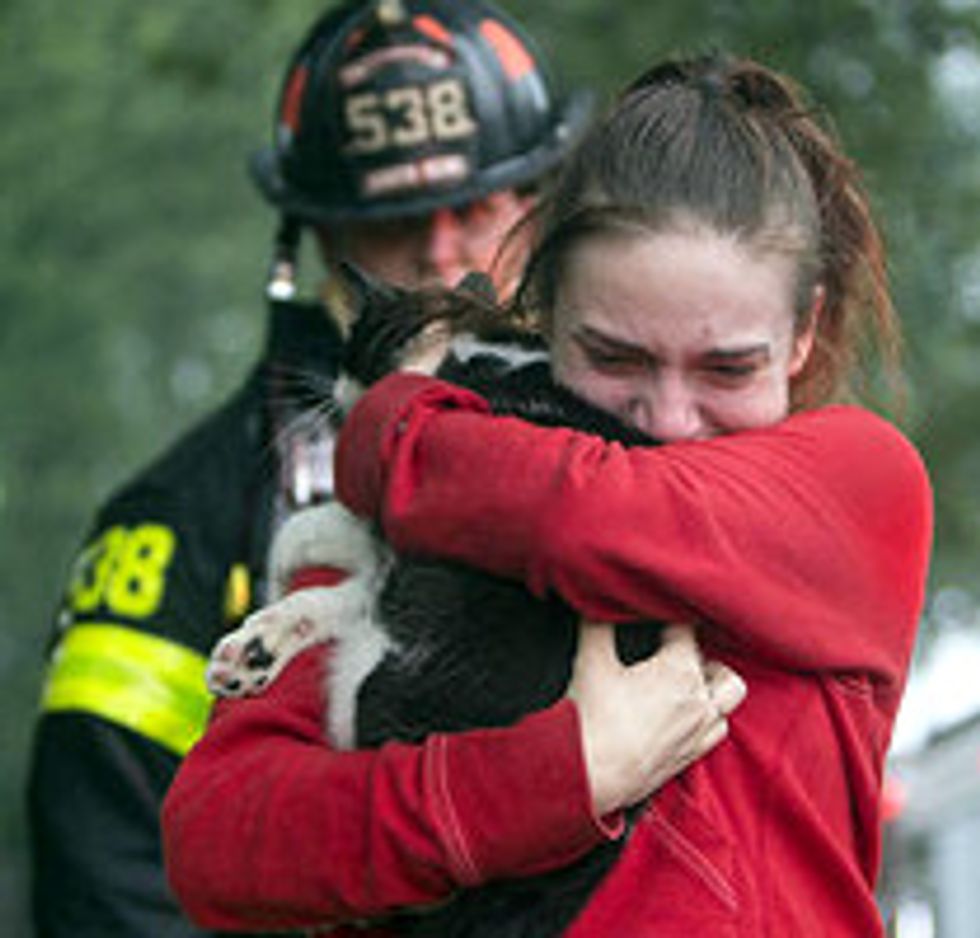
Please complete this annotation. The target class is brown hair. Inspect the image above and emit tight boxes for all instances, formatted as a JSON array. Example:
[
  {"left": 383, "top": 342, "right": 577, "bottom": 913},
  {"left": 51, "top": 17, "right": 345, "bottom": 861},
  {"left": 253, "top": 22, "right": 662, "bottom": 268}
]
[{"left": 514, "top": 52, "right": 903, "bottom": 412}]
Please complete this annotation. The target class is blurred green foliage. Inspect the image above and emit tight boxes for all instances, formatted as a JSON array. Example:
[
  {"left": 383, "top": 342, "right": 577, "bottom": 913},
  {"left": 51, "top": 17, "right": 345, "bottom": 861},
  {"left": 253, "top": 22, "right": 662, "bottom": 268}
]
[{"left": 2, "top": 0, "right": 978, "bottom": 931}]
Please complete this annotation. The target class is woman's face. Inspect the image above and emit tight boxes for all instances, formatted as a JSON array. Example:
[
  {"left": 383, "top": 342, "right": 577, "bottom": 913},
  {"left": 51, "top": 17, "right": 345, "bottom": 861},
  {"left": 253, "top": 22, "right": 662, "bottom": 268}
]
[{"left": 550, "top": 228, "right": 818, "bottom": 442}]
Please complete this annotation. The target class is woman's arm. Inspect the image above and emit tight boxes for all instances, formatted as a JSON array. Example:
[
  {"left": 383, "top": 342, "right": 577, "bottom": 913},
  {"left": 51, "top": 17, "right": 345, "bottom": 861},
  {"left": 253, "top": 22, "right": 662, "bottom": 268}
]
[
  {"left": 162, "top": 645, "right": 606, "bottom": 932},
  {"left": 163, "top": 627, "right": 741, "bottom": 931},
  {"left": 336, "top": 373, "right": 933, "bottom": 683}
]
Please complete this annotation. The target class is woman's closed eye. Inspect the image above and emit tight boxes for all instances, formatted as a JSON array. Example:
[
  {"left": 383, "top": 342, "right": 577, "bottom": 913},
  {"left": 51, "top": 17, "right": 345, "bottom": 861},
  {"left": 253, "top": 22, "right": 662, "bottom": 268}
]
[
  {"left": 586, "top": 348, "right": 645, "bottom": 372},
  {"left": 578, "top": 337, "right": 649, "bottom": 374},
  {"left": 701, "top": 350, "right": 770, "bottom": 385},
  {"left": 704, "top": 361, "right": 759, "bottom": 383}
]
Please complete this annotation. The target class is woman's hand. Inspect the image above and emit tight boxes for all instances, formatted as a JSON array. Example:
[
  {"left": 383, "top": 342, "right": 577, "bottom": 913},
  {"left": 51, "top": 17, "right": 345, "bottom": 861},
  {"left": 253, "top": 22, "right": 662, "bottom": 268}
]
[{"left": 568, "top": 622, "right": 746, "bottom": 817}]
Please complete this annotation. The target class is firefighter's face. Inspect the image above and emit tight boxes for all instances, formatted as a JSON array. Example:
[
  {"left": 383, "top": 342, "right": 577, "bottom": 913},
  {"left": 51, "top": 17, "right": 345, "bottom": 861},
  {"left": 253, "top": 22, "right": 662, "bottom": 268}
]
[{"left": 318, "top": 189, "right": 532, "bottom": 294}]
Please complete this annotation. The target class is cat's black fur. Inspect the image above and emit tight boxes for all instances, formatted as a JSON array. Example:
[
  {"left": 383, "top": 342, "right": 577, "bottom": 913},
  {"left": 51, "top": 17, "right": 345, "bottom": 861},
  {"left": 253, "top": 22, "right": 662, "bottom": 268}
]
[{"left": 336, "top": 272, "right": 662, "bottom": 937}]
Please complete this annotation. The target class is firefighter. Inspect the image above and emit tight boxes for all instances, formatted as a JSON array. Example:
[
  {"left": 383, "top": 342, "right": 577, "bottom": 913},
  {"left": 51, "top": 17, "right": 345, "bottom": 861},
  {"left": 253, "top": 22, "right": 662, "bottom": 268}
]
[{"left": 27, "top": 2, "right": 590, "bottom": 934}]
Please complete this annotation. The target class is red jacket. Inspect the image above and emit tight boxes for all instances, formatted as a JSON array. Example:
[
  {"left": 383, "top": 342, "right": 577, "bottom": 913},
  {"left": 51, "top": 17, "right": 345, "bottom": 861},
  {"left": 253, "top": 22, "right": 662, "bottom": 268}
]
[{"left": 164, "top": 373, "right": 933, "bottom": 936}]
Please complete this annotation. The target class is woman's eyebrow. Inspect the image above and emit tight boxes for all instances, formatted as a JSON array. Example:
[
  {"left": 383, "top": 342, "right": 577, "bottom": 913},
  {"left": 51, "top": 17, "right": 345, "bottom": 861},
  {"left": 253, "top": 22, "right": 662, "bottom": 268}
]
[
  {"left": 574, "top": 325, "right": 648, "bottom": 355},
  {"left": 703, "top": 345, "right": 772, "bottom": 362}
]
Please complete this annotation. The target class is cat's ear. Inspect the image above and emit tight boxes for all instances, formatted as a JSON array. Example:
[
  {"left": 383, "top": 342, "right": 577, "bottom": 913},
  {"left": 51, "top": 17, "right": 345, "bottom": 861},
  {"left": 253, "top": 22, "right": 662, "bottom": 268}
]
[
  {"left": 338, "top": 261, "right": 398, "bottom": 315},
  {"left": 456, "top": 270, "right": 497, "bottom": 304}
]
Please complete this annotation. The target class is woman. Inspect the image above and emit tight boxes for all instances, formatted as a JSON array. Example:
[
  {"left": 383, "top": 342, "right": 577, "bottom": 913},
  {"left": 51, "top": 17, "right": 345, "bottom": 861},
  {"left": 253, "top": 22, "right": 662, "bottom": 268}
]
[{"left": 163, "top": 53, "right": 932, "bottom": 936}]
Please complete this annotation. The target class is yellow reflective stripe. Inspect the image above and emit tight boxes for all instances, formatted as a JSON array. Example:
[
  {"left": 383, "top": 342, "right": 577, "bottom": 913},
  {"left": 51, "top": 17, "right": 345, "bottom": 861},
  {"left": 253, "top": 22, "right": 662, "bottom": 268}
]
[{"left": 40, "top": 624, "right": 213, "bottom": 756}]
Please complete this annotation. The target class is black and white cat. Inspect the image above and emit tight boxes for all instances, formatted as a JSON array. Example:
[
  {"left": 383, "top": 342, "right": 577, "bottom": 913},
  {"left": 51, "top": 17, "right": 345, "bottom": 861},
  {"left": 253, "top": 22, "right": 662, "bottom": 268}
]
[{"left": 207, "top": 273, "right": 661, "bottom": 937}]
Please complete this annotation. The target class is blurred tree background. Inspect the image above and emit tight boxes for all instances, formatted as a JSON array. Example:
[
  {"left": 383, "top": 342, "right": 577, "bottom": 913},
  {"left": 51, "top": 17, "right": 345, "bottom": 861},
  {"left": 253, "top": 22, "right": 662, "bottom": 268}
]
[{"left": 2, "top": 0, "right": 978, "bottom": 932}]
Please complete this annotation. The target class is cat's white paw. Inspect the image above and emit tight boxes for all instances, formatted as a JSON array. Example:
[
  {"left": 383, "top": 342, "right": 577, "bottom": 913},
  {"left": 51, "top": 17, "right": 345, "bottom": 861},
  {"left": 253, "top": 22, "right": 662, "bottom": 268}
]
[{"left": 206, "top": 588, "right": 336, "bottom": 696}]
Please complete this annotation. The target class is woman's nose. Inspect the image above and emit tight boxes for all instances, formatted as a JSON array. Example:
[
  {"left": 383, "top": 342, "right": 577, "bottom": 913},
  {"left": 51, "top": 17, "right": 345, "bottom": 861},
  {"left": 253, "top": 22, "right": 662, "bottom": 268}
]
[{"left": 627, "top": 378, "right": 704, "bottom": 442}]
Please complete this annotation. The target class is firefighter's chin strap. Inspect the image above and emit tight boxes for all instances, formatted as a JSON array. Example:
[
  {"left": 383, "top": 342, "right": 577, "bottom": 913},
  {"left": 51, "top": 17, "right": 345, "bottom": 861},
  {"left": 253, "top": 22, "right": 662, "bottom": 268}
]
[
  {"left": 266, "top": 215, "right": 303, "bottom": 302},
  {"left": 266, "top": 214, "right": 354, "bottom": 330},
  {"left": 227, "top": 215, "right": 338, "bottom": 614},
  {"left": 264, "top": 214, "right": 339, "bottom": 544}
]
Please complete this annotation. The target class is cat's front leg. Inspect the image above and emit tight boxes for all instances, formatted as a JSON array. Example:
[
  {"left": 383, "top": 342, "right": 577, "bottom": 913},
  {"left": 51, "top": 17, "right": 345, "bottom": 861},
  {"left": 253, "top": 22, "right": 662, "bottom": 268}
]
[{"left": 267, "top": 501, "right": 379, "bottom": 601}]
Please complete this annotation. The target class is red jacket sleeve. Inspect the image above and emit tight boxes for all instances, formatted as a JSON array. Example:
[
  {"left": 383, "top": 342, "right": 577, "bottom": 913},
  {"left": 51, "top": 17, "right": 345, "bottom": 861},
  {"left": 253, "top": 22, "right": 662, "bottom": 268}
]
[
  {"left": 336, "top": 374, "right": 933, "bottom": 685},
  {"left": 162, "top": 644, "right": 615, "bottom": 933}
]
